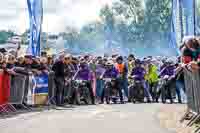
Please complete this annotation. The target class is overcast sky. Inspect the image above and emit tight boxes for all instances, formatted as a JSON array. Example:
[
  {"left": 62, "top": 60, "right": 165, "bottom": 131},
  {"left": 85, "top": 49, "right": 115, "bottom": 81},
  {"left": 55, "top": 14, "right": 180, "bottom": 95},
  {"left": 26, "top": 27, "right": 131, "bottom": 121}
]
[{"left": 0, "top": 0, "right": 113, "bottom": 34}]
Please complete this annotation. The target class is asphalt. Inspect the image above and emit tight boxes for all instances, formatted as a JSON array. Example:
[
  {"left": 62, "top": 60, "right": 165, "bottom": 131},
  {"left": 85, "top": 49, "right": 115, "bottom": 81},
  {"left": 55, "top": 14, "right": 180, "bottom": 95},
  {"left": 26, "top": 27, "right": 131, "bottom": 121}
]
[{"left": 0, "top": 103, "right": 180, "bottom": 133}]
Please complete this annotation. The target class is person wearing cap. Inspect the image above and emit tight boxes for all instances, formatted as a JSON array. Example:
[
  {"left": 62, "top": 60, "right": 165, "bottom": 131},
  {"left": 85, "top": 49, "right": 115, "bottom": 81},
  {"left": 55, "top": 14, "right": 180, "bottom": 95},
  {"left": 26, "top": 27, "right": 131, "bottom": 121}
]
[
  {"left": 100, "top": 60, "right": 124, "bottom": 104},
  {"left": 52, "top": 54, "right": 66, "bottom": 106}
]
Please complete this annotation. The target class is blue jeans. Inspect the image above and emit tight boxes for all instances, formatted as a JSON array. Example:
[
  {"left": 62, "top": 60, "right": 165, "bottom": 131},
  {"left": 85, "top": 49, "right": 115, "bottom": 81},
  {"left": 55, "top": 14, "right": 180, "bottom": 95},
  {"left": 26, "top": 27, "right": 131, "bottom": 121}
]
[
  {"left": 96, "top": 79, "right": 104, "bottom": 97},
  {"left": 176, "top": 80, "right": 186, "bottom": 102},
  {"left": 143, "top": 81, "right": 151, "bottom": 99},
  {"left": 118, "top": 78, "right": 129, "bottom": 98}
]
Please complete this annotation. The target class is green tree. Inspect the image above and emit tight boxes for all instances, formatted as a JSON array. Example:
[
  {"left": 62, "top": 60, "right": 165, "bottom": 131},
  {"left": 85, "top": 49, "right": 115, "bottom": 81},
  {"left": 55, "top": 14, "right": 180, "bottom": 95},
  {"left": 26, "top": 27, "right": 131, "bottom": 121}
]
[{"left": 0, "top": 30, "right": 15, "bottom": 44}]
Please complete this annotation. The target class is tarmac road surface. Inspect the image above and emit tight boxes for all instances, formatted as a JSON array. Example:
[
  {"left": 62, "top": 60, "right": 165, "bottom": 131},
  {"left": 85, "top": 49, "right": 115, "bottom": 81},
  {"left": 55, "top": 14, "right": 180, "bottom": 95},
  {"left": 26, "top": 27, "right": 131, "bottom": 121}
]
[{"left": 0, "top": 103, "right": 181, "bottom": 133}]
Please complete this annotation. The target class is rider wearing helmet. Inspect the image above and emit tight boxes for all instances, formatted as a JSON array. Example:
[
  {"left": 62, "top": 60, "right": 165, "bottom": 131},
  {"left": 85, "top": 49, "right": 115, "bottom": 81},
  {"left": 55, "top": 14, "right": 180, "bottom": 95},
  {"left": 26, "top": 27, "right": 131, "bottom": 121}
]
[
  {"left": 159, "top": 60, "right": 175, "bottom": 78},
  {"left": 76, "top": 58, "right": 95, "bottom": 104},
  {"left": 130, "top": 59, "right": 151, "bottom": 102},
  {"left": 100, "top": 60, "right": 124, "bottom": 104},
  {"left": 158, "top": 59, "right": 176, "bottom": 103},
  {"left": 104, "top": 60, "right": 119, "bottom": 78},
  {"left": 131, "top": 59, "right": 146, "bottom": 81}
]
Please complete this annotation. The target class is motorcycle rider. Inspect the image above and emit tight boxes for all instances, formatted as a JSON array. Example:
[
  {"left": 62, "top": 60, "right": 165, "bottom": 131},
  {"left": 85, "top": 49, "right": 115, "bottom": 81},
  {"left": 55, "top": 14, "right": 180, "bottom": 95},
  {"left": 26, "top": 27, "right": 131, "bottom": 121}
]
[
  {"left": 100, "top": 60, "right": 124, "bottom": 104},
  {"left": 75, "top": 58, "right": 95, "bottom": 105},
  {"left": 157, "top": 60, "right": 176, "bottom": 103},
  {"left": 130, "top": 59, "right": 151, "bottom": 103}
]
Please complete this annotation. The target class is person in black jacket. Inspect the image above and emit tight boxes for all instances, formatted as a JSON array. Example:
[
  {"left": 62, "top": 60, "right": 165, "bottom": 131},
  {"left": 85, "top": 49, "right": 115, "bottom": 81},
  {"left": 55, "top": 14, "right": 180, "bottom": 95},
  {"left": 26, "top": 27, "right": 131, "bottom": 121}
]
[{"left": 52, "top": 54, "right": 65, "bottom": 106}]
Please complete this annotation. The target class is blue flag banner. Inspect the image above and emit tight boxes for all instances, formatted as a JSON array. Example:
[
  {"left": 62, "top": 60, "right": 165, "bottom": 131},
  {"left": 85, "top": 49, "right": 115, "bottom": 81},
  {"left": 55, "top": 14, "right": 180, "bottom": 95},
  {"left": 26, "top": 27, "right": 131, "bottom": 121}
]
[
  {"left": 196, "top": 1, "right": 200, "bottom": 35},
  {"left": 33, "top": 74, "right": 48, "bottom": 94},
  {"left": 182, "top": 0, "right": 195, "bottom": 36},
  {"left": 170, "top": 0, "right": 195, "bottom": 55},
  {"left": 27, "top": 0, "right": 43, "bottom": 56},
  {"left": 170, "top": 0, "right": 180, "bottom": 55}
]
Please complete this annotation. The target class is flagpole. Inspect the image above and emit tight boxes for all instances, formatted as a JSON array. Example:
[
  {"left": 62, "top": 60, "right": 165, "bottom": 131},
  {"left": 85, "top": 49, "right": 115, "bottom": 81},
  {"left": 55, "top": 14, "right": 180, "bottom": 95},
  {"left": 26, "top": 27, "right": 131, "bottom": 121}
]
[{"left": 193, "top": 0, "right": 196, "bottom": 36}]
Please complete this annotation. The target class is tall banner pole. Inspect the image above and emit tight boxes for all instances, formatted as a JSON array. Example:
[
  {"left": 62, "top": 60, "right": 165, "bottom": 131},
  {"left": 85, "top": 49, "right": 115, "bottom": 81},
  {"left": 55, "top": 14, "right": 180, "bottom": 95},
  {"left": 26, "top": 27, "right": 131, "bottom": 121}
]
[
  {"left": 182, "top": 0, "right": 195, "bottom": 36},
  {"left": 193, "top": 0, "right": 196, "bottom": 35},
  {"left": 27, "top": 0, "right": 43, "bottom": 57}
]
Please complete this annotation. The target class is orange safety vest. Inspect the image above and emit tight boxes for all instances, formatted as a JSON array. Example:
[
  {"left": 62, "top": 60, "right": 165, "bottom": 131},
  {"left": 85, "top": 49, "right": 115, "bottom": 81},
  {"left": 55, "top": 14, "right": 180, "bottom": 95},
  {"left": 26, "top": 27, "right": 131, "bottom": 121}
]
[{"left": 115, "top": 63, "right": 125, "bottom": 73}]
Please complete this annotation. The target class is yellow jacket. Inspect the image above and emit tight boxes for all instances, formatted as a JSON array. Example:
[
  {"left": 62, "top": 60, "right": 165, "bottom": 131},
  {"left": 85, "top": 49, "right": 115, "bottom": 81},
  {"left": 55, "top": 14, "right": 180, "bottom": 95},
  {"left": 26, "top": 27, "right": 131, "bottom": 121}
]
[{"left": 145, "top": 65, "right": 158, "bottom": 83}]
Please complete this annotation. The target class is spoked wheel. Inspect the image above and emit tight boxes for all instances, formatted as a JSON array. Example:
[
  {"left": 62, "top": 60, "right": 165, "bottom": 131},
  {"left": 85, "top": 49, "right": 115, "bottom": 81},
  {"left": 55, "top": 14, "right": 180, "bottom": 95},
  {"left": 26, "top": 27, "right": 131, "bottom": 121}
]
[
  {"left": 106, "top": 97, "right": 110, "bottom": 104},
  {"left": 105, "top": 86, "right": 111, "bottom": 104},
  {"left": 112, "top": 97, "right": 117, "bottom": 104},
  {"left": 161, "top": 87, "right": 166, "bottom": 104},
  {"left": 82, "top": 87, "right": 91, "bottom": 105},
  {"left": 132, "top": 99, "right": 136, "bottom": 103}
]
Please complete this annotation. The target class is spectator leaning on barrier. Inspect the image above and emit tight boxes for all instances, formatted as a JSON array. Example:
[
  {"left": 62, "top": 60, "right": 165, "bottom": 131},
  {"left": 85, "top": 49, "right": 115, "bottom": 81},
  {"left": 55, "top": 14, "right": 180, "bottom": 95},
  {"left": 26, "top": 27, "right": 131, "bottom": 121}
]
[
  {"left": 15, "top": 56, "right": 25, "bottom": 67},
  {"left": 181, "top": 37, "right": 200, "bottom": 64}
]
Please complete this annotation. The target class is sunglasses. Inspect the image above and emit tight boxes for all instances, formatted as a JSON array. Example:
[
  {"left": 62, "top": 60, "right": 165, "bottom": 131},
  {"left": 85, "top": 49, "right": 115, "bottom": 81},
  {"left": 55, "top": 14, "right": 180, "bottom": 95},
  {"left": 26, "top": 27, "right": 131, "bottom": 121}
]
[{"left": 65, "top": 58, "right": 70, "bottom": 60}]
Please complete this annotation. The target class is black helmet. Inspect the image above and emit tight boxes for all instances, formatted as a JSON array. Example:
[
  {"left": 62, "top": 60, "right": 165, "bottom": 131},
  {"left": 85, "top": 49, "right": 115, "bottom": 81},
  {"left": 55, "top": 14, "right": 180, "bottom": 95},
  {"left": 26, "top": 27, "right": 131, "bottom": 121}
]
[
  {"left": 135, "top": 59, "right": 141, "bottom": 65},
  {"left": 128, "top": 54, "right": 135, "bottom": 59},
  {"left": 116, "top": 56, "right": 123, "bottom": 61}
]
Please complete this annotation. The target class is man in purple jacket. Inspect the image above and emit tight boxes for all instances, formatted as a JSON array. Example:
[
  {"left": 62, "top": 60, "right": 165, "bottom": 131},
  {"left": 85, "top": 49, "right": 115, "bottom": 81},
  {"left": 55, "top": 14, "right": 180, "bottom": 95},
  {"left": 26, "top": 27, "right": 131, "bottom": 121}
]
[
  {"left": 130, "top": 59, "right": 151, "bottom": 102},
  {"left": 131, "top": 59, "right": 146, "bottom": 81},
  {"left": 75, "top": 58, "right": 95, "bottom": 104},
  {"left": 159, "top": 62, "right": 175, "bottom": 77},
  {"left": 100, "top": 61, "right": 124, "bottom": 104}
]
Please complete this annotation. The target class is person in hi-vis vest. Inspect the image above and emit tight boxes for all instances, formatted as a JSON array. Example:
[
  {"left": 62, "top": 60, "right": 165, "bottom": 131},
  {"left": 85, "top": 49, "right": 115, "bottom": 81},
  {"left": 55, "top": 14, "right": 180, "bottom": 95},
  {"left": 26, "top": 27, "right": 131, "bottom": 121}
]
[{"left": 115, "top": 56, "right": 128, "bottom": 100}]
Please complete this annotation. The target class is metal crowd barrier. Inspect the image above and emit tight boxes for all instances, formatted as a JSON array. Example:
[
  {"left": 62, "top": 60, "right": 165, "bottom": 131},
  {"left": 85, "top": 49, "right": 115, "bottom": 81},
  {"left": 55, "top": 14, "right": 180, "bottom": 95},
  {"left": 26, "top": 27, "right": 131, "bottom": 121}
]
[
  {"left": 9, "top": 74, "right": 27, "bottom": 110},
  {"left": 183, "top": 67, "right": 200, "bottom": 127},
  {"left": 48, "top": 71, "right": 56, "bottom": 105},
  {"left": 0, "top": 70, "right": 57, "bottom": 114},
  {"left": 184, "top": 68, "right": 200, "bottom": 114}
]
